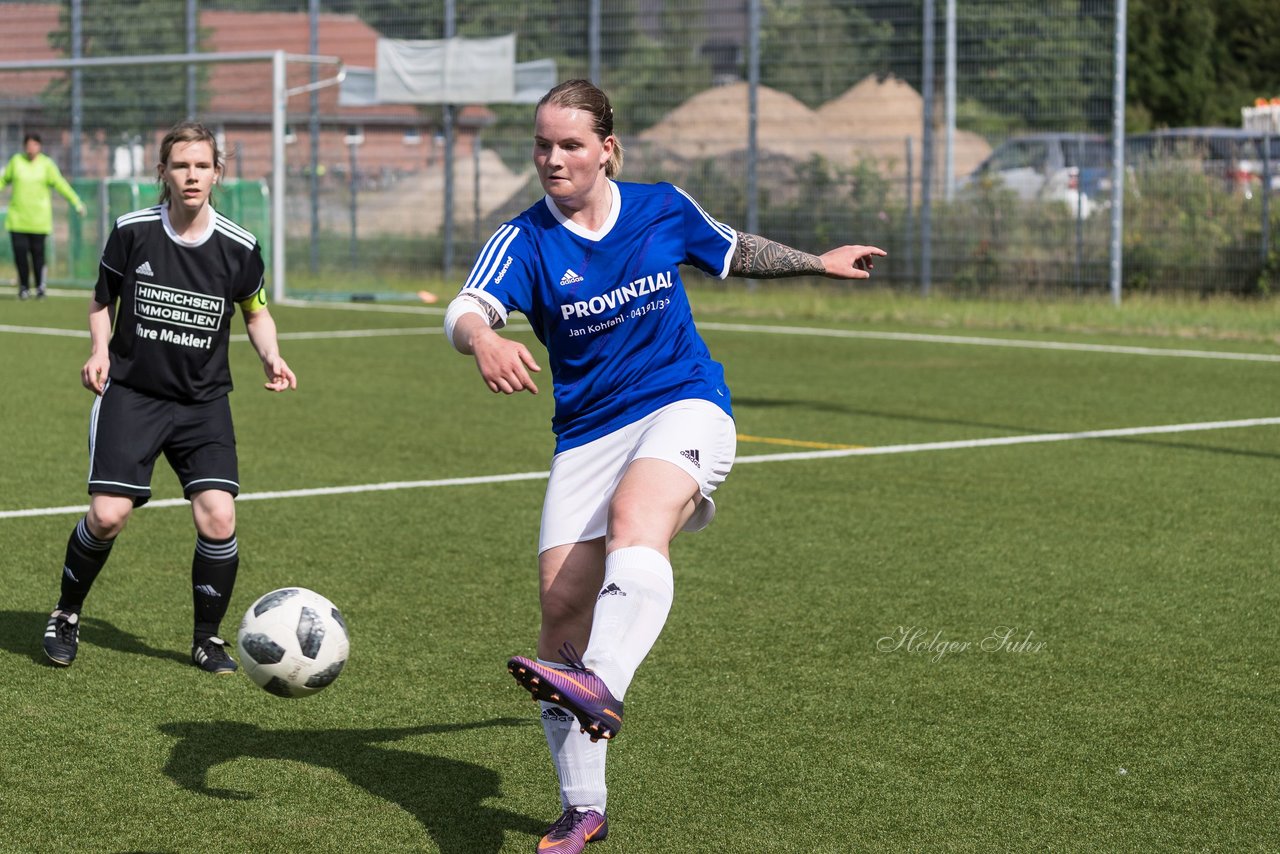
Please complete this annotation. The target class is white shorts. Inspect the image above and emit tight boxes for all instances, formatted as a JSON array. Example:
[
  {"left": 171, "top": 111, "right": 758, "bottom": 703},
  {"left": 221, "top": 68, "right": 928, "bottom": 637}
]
[{"left": 538, "top": 399, "right": 737, "bottom": 553}]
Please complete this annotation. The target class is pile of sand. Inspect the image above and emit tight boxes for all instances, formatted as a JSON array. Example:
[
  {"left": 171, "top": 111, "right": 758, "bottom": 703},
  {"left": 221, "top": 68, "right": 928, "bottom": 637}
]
[
  {"left": 816, "top": 74, "right": 991, "bottom": 176},
  {"left": 638, "top": 82, "right": 821, "bottom": 161},
  {"left": 639, "top": 74, "right": 991, "bottom": 180}
]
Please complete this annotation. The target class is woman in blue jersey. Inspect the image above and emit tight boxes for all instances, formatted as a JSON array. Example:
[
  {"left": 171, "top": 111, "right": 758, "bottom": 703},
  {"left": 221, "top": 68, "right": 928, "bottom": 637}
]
[{"left": 445, "top": 79, "right": 884, "bottom": 854}]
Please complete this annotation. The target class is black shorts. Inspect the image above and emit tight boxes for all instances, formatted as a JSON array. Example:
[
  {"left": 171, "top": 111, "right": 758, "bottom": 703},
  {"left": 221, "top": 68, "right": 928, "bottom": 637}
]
[{"left": 87, "top": 381, "right": 239, "bottom": 506}]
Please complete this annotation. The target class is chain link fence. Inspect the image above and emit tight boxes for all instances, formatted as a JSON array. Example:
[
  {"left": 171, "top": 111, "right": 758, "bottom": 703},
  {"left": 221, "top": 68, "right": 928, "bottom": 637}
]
[{"left": 0, "top": 1, "right": 1273, "bottom": 298}]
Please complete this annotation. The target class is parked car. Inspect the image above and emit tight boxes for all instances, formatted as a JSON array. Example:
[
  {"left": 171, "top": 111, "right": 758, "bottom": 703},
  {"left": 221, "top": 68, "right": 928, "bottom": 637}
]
[
  {"left": 1124, "top": 127, "right": 1279, "bottom": 197},
  {"left": 960, "top": 132, "right": 1111, "bottom": 217}
]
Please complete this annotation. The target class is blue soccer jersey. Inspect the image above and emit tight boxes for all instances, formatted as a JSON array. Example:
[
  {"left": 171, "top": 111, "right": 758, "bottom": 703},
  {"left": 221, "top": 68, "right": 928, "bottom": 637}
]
[{"left": 461, "top": 180, "right": 736, "bottom": 452}]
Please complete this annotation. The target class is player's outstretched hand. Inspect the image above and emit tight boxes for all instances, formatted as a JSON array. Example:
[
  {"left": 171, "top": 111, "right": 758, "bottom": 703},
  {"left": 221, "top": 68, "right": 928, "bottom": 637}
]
[
  {"left": 262, "top": 355, "right": 297, "bottom": 392},
  {"left": 819, "top": 245, "right": 887, "bottom": 280},
  {"left": 473, "top": 333, "right": 541, "bottom": 395},
  {"left": 81, "top": 352, "right": 110, "bottom": 395}
]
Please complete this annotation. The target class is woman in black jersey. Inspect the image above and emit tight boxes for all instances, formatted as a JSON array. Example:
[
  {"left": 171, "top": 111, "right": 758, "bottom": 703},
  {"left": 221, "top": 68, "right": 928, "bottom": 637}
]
[{"left": 41, "top": 121, "right": 297, "bottom": 674}]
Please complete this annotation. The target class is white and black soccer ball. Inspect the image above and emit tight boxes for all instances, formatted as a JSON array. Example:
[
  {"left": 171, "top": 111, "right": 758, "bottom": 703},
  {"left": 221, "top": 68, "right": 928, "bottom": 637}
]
[{"left": 236, "top": 587, "right": 349, "bottom": 698}]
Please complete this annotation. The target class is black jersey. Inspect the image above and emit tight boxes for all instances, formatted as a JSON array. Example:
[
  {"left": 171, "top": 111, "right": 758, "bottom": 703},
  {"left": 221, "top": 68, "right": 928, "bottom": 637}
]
[{"left": 95, "top": 205, "right": 265, "bottom": 402}]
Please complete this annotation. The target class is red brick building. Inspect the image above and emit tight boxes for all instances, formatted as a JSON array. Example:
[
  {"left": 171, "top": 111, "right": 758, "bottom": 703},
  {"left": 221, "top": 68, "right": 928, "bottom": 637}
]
[{"left": 0, "top": 4, "right": 486, "bottom": 179}]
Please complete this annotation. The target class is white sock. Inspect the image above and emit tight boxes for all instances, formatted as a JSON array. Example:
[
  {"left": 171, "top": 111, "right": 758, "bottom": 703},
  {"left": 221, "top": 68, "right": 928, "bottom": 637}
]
[
  {"left": 582, "top": 546, "right": 674, "bottom": 700},
  {"left": 538, "top": 662, "right": 608, "bottom": 811}
]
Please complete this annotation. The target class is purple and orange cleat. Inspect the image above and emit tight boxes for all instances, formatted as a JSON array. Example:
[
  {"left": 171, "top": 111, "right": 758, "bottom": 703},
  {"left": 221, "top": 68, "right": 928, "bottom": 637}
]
[
  {"left": 507, "top": 643, "right": 624, "bottom": 741},
  {"left": 536, "top": 807, "right": 607, "bottom": 853}
]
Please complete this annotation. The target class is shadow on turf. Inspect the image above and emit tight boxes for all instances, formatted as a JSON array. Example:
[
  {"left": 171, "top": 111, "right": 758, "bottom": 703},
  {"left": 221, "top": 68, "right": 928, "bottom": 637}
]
[
  {"left": 158, "top": 718, "right": 545, "bottom": 853},
  {"left": 0, "top": 610, "right": 189, "bottom": 668}
]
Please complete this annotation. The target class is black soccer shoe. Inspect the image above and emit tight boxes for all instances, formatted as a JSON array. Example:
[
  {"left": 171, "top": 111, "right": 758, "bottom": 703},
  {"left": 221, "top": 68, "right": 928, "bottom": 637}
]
[
  {"left": 43, "top": 610, "right": 80, "bottom": 666},
  {"left": 191, "top": 636, "right": 239, "bottom": 675}
]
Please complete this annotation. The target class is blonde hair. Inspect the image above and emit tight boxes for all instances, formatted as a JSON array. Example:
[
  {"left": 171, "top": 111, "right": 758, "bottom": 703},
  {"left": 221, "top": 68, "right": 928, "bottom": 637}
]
[
  {"left": 537, "top": 79, "right": 624, "bottom": 178},
  {"left": 156, "top": 121, "right": 223, "bottom": 204}
]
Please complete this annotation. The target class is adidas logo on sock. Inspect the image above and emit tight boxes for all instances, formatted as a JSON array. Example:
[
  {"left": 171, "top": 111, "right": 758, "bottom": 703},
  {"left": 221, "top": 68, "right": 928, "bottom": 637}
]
[
  {"left": 541, "top": 706, "right": 575, "bottom": 722},
  {"left": 680, "top": 449, "right": 701, "bottom": 468},
  {"left": 135, "top": 261, "right": 155, "bottom": 277},
  {"left": 597, "top": 582, "right": 627, "bottom": 599},
  {"left": 193, "top": 584, "right": 222, "bottom": 598},
  {"left": 559, "top": 269, "right": 584, "bottom": 286}
]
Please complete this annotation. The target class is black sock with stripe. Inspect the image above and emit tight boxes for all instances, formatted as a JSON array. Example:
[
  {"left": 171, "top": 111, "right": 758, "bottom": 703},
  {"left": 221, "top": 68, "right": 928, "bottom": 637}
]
[
  {"left": 192, "top": 533, "right": 239, "bottom": 642},
  {"left": 56, "top": 516, "right": 115, "bottom": 613}
]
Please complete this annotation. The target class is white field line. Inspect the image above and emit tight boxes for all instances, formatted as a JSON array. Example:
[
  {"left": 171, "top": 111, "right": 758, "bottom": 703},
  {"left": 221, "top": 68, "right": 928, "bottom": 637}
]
[
  {"left": 6, "top": 316, "right": 1277, "bottom": 361},
  {"left": 265, "top": 327, "right": 444, "bottom": 341},
  {"left": 24, "top": 290, "right": 448, "bottom": 315},
  {"left": 277, "top": 298, "right": 446, "bottom": 316},
  {"left": 698, "top": 321, "right": 1280, "bottom": 363},
  {"left": 731, "top": 416, "right": 1280, "bottom": 464},
  {"left": 0, "top": 324, "right": 88, "bottom": 339},
  {"left": 3, "top": 416, "right": 1276, "bottom": 520},
  {"left": 0, "top": 324, "right": 441, "bottom": 342}
]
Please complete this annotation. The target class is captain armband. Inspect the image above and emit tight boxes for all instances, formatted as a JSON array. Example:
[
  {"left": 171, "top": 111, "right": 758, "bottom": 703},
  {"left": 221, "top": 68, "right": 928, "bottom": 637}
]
[
  {"left": 444, "top": 291, "right": 505, "bottom": 352},
  {"left": 238, "top": 285, "right": 269, "bottom": 313}
]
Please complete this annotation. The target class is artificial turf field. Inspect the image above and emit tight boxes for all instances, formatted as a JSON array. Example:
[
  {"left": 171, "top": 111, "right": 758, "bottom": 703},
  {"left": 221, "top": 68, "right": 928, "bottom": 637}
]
[{"left": 1, "top": 289, "right": 1278, "bottom": 852}]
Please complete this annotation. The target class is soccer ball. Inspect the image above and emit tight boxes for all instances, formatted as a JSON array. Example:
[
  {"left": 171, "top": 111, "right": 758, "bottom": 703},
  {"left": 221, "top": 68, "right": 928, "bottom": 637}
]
[{"left": 236, "top": 587, "right": 349, "bottom": 698}]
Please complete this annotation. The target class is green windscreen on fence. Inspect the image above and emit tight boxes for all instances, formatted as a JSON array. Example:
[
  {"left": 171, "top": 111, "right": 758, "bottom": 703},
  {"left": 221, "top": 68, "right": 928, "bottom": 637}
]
[{"left": 42, "top": 178, "right": 272, "bottom": 288}]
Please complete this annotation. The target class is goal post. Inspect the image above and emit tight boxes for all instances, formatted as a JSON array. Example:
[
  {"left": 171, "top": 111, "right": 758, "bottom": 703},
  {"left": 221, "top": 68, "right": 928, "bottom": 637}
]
[{"left": 0, "top": 50, "right": 344, "bottom": 302}]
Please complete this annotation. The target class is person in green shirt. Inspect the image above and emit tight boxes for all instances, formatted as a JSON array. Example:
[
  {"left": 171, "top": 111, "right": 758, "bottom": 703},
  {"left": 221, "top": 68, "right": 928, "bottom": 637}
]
[{"left": 0, "top": 133, "right": 86, "bottom": 299}]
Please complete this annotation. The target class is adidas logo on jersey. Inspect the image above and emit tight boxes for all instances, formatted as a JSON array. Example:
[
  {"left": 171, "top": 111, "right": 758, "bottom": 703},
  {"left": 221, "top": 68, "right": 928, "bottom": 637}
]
[
  {"left": 559, "top": 269, "right": 584, "bottom": 286},
  {"left": 680, "top": 449, "right": 701, "bottom": 468},
  {"left": 135, "top": 261, "right": 155, "bottom": 277}
]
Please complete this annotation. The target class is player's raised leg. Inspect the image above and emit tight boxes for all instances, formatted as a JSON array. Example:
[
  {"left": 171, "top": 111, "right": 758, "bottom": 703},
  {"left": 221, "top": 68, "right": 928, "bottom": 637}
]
[
  {"left": 580, "top": 457, "right": 693, "bottom": 699},
  {"left": 508, "top": 461, "right": 689, "bottom": 742},
  {"left": 510, "top": 522, "right": 634, "bottom": 741}
]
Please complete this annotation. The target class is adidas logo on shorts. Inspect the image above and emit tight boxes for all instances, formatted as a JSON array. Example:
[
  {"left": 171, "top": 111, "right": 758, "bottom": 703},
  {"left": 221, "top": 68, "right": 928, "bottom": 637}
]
[
  {"left": 559, "top": 269, "right": 584, "bottom": 286},
  {"left": 680, "top": 449, "right": 701, "bottom": 468},
  {"left": 135, "top": 261, "right": 155, "bottom": 277}
]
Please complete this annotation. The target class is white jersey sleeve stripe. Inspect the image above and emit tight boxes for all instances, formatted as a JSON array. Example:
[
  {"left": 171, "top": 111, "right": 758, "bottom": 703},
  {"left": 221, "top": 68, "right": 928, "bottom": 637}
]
[
  {"left": 464, "top": 223, "right": 517, "bottom": 290},
  {"left": 673, "top": 185, "right": 735, "bottom": 243},
  {"left": 116, "top": 206, "right": 163, "bottom": 228},
  {"left": 213, "top": 213, "right": 257, "bottom": 244},
  {"left": 462, "top": 224, "right": 511, "bottom": 289},
  {"left": 465, "top": 224, "right": 522, "bottom": 291},
  {"left": 100, "top": 259, "right": 123, "bottom": 276},
  {"left": 715, "top": 230, "right": 739, "bottom": 280},
  {"left": 214, "top": 223, "right": 256, "bottom": 251}
]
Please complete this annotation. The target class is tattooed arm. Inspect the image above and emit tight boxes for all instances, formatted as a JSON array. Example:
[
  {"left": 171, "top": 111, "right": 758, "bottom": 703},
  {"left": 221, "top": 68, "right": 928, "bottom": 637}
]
[{"left": 729, "top": 231, "right": 886, "bottom": 280}]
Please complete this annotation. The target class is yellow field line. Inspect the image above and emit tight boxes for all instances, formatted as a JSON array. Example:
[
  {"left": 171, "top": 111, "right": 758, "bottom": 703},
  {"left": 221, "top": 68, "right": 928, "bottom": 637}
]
[{"left": 736, "top": 433, "right": 866, "bottom": 450}]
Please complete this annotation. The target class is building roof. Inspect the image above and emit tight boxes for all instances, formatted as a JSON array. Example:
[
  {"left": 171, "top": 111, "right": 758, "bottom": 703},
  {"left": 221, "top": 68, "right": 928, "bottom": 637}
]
[
  {"left": 202, "top": 9, "right": 420, "bottom": 124},
  {"left": 0, "top": 5, "right": 427, "bottom": 124}
]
